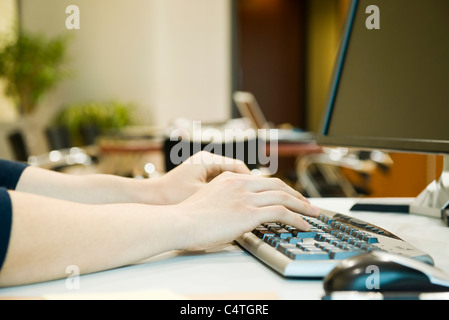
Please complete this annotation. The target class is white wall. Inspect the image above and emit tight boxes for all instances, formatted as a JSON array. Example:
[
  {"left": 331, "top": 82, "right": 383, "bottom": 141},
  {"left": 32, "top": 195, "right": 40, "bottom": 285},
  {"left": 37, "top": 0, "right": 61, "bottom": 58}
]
[
  {"left": 20, "top": 0, "right": 231, "bottom": 129},
  {"left": 0, "top": 0, "right": 19, "bottom": 160},
  {"left": 149, "top": 0, "right": 231, "bottom": 125},
  {"left": 0, "top": 0, "right": 18, "bottom": 123}
]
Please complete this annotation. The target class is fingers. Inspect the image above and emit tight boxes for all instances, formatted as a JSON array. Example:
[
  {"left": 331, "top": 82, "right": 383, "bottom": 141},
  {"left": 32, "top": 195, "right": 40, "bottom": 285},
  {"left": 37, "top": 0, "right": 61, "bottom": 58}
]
[
  {"left": 250, "top": 190, "right": 319, "bottom": 232},
  {"left": 212, "top": 171, "right": 318, "bottom": 231},
  {"left": 246, "top": 176, "right": 311, "bottom": 205},
  {"left": 186, "top": 151, "right": 252, "bottom": 178},
  {"left": 183, "top": 153, "right": 319, "bottom": 232},
  {"left": 251, "top": 190, "right": 320, "bottom": 218},
  {"left": 207, "top": 158, "right": 252, "bottom": 177},
  {"left": 256, "top": 206, "right": 312, "bottom": 231}
]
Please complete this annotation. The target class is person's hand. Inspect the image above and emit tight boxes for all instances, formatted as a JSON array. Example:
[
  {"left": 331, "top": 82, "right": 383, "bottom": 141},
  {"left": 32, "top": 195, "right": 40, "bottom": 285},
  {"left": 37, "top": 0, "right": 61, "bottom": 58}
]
[
  {"left": 172, "top": 170, "right": 320, "bottom": 251},
  {"left": 154, "top": 151, "right": 252, "bottom": 205}
]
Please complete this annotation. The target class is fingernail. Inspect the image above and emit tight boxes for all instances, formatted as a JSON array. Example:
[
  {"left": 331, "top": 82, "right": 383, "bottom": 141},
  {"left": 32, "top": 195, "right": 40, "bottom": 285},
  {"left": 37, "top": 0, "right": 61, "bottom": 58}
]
[
  {"left": 302, "top": 220, "right": 311, "bottom": 231},
  {"left": 312, "top": 206, "right": 321, "bottom": 216}
]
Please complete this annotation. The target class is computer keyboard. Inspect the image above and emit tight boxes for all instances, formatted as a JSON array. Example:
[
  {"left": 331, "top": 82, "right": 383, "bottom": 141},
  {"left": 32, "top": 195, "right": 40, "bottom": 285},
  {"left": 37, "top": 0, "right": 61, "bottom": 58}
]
[{"left": 235, "top": 208, "right": 434, "bottom": 278}]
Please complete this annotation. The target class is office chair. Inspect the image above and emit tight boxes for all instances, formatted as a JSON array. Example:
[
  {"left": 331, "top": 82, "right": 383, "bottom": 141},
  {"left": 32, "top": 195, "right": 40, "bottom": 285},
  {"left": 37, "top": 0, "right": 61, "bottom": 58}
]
[
  {"left": 295, "top": 148, "right": 392, "bottom": 198},
  {"left": 8, "top": 130, "right": 29, "bottom": 162}
]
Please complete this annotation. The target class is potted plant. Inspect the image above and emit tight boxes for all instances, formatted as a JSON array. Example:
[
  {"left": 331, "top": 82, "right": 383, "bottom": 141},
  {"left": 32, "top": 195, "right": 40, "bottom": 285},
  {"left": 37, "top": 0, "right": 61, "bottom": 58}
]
[
  {"left": 0, "top": 31, "right": 70, "bottom": 115},
  {"left": 52, "top": 100, "right": 136, "bottom": 146}
]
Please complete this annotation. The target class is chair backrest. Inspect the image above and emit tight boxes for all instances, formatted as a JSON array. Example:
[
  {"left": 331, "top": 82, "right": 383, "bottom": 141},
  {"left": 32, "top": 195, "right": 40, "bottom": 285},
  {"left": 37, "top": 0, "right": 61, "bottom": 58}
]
[
  {"left": 45, "top": 126, "right": 73, "bottom": 150},
  {"left": 8, "top": 130, "right": 29, "bottom": 162}
]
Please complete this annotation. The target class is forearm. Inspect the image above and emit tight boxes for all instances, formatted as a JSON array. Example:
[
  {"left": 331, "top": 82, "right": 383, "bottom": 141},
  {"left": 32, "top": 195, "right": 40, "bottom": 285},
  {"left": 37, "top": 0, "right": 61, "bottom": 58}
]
[
  {"left": 0, "top": 191, "right": 185, "bottom": 286},
  {"left": 15, "top": 166, "right": 163, "bottom": 205},
  {"left": 14, "top": 152, "right": 254, "bottom": 206},
  {"left": 0, "top": 170, "right": 319, "bottom": 287}
]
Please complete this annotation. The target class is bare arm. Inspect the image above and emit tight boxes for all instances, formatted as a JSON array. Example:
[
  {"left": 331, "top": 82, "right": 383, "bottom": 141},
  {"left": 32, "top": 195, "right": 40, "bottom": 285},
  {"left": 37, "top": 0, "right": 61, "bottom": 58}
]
[
  {"left": 16, "top": 166, "right": 157, "bottom": 205},
  {"left": 0, "top": 190, "right": 183, "bottom": 286},
  {"left": 15, "top": 151, "right": 254, "bottom": 205},
  {"left": 0, "top": 170, "right": 319, "bottom": 287}
]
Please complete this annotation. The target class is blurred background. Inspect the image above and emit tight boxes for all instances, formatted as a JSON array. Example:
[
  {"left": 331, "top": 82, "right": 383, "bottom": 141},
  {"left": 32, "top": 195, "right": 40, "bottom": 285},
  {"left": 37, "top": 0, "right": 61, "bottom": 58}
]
[{"left": 0, "top": 0, "right": 442, "bottom": 198}]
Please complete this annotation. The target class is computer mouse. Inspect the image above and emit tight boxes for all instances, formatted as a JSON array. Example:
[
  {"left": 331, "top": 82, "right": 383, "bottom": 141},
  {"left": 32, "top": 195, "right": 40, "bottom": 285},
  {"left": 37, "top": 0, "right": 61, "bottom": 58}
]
[{"left": 323, "top": 251, "right": 449, "bottom": 294}]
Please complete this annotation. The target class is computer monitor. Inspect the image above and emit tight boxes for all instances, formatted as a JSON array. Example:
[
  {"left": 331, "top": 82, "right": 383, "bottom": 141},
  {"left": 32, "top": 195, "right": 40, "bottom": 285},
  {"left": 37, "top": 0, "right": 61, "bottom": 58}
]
[{"left": 317, "top": 0, "right": 449, "bottom": 218}]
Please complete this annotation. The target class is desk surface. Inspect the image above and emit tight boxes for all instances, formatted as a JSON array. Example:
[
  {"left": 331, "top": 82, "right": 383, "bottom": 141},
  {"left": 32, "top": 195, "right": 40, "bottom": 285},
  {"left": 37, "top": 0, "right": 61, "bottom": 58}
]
[{"left": 1, "top": 198, "right": 448, "bottom": 300}]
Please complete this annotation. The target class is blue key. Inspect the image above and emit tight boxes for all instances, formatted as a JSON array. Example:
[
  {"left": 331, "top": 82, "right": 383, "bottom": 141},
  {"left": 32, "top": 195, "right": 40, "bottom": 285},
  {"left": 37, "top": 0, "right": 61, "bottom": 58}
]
[
  {"left": 288, "top": 249, "right": 330, "bottom": 260},
  {"left": 292, "top": 230, "right": 317, "bottom": 239}
]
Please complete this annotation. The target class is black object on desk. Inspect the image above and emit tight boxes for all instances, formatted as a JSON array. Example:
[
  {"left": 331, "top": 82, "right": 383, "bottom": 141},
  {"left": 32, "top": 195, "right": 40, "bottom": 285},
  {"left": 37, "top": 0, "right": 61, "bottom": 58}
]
[
  {"left": 350, "top": 203, "right": 410, "bottom": 214},
  {"left": 163, "top": 137, "right": 261, "bottom": 172},
  {"left": 323, "top": 251, "right": 449, "bottom": 296},
  {"left": 442, "top": 208, "right": 449, "bottom": 227}
]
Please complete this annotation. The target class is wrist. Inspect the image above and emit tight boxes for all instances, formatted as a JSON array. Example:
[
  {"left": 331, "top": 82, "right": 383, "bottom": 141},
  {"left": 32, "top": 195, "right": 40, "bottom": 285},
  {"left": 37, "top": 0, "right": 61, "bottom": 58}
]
[
  {"left": 168, "top": 204, "right": 196, "bottom": 251},
  {"left": 130, "top": 177, "right": 171, "bottom": 205}
]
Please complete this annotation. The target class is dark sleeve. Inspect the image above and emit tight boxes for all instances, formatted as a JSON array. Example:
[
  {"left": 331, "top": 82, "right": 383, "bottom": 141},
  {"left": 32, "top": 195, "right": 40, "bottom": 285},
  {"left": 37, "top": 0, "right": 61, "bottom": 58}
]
[
  {"left": 0, "top": 188, "right": 12, "bottom": 272},
  {"left": 0, "top": 159, "right": 29, "bottom": 190}
]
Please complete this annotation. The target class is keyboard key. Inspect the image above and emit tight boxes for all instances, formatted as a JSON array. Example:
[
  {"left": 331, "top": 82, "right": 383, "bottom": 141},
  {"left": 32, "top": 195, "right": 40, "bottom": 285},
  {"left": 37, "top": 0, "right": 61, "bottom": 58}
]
[
  {"left": 365, "top": 236, "right": 379, "bottom": 244},
  {"left": 277, "top": 243, "right": 297, "bottom": 255},
  {"left": 286, "top": 237, "right": 303, "bottom": 245},
  {"left": 356, "top": 232, "right": 379, "bottom": 243},
  {"left": 288, "top": 249, "right": 330, "bottom": 260},
  {"left": 258, "top": 230, "right": 275, "bottom": 240},
  {"left": 273, "top": 228, "right": 293, "bottom": 239},
  {"left": 347, "top": 238, "right": 363, "bottom": 245},
  {"left": 253, "top": 226, "right": 267, "bottom": 236},
  {"left": 241, "top": 210, "right": 429, "bottom": 278},
  {"left": 292, "top": 230, "right": 317, "bottom": 239},
  {"left": 297, "top": 243, "right": 316, "bottom": 251},
  {"left": 267, "top": 237, "right": 287, "bottom": 248},
  {"left": 315, "top": 233, "right": 328, "bottom": 242},
  {"left": 349, "top": 218, "right": 368, "bottom": 227},
  {"left": 283, "top": 225, "right": 297, "bottom": 232},
  {"left": 324, "top": 236, "right": 339, "bottom": 244},
  {"left": 330, "top": 221, "right": 341, "bottom": 228},
  {"left": 330, "top": 250, "right": 363, "bottom": 260},
  {"left": 318, "top": 214, "right": 327, "bottom": 221},
  {"left": 315, "top": 242, "right": 335, "bottom": 251},
  {"left": 264, "top": 222, "right": 280, "bottom": 229}
]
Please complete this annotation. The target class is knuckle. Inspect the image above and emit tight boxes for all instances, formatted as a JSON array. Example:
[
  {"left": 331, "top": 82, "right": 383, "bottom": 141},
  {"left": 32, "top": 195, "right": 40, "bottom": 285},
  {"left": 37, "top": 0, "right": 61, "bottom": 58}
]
[
  {"left": 220, "top": 171, "right": 236, "bottom": 179},
  {"left": 218, "top": 171, "right": 246, "bottom": 187},
  {"left": 272, "top": 205, "right": 289, "bottom": 217},
  {"left": 235, "top": 158, "right": 246, "bottom": 166},
  {"left": 270, "top": 177, "right": 284, "bottom": 187},
  {"left": 277, "top": 190, "right": 290, "bottom": 202},
  {"left": 275, "top": 177, "right": 284, "bottom": 184}
]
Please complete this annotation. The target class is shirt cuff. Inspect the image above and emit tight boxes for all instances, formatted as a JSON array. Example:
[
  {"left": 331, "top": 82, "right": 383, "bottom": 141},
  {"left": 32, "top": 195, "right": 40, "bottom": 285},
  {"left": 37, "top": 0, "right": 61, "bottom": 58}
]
[
  {"left": 0, "top": 159, "right": 29, "bottom": 190},
  {"left": 0, "top": 188, "right": 12, "bottom": 272}
]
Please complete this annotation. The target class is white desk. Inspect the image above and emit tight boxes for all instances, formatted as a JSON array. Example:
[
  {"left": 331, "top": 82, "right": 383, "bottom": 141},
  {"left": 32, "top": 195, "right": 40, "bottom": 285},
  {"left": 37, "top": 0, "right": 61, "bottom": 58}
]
[{"left": 0, "top": 198, "right": 448, "bottom": 300}]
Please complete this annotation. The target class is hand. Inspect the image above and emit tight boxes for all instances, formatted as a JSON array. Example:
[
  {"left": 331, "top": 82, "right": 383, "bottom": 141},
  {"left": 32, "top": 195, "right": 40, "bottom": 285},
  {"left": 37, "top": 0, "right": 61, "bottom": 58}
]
[
  {"left": 155, "top": 151, "right": 252, "bottom": 205},
  {"left": 173, "top": 171, "right": 320, "bottom": 251}
]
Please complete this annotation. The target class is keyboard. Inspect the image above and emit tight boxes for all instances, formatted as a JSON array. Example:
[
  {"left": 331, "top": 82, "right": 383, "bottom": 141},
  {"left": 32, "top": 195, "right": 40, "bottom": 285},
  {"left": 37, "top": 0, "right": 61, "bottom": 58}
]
[{"left": 235, "top": 208, "right": 434, "bottom": 278}]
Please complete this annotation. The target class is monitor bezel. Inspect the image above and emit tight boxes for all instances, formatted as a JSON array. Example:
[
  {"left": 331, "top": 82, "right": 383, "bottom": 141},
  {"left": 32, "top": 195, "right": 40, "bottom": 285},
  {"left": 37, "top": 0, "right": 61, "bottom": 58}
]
[{"left": 316, "top": 0, "right": 449, "bottom": 155}]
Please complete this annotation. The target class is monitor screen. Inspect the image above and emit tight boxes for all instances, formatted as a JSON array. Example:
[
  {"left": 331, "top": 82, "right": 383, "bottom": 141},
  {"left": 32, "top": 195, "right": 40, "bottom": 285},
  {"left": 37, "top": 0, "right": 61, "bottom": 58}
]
[{"left": 317, "top": 0, "right": 449, "bottom": 154}]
